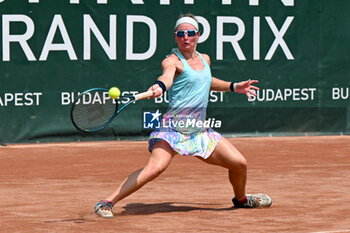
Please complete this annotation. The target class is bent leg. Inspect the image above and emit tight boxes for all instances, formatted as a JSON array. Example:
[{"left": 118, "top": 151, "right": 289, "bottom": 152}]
[
  {"left": 197, "top": 137, "right": 247, "bottom": 201},
  {"left": 106, "top": 140, "right": 176, "bottom": 204}
]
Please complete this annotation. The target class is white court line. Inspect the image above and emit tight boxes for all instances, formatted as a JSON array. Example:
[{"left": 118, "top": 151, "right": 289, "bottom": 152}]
[{"left": 311, "top": 229, "right": 350, "bottom": 233}]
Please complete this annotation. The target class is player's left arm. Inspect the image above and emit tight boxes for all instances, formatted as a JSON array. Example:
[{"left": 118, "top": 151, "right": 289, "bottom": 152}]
[
  {"left": 202, "top": 53, "right": 260, "bottom": 99},
  {"left": 202, "top": 53, "right": 231, "bottom": 92}
]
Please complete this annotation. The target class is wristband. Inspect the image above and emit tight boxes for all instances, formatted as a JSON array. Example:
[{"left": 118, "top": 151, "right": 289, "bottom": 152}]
[
  {"left": 230, "top": 82, "right": 237, "bottom": 92},
  {"left": 154, "top": 80, "right": 167, "bottom": 94}
]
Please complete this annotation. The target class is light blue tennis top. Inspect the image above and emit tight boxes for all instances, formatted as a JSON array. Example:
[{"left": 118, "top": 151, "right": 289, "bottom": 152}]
[{"left": 162, "top": 48, "right": 212, "bottom": 133}]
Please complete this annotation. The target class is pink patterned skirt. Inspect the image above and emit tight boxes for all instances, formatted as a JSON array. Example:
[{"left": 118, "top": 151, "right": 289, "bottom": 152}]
[{"left": 148, "top": 127, "right": 222, "bottom": 159}]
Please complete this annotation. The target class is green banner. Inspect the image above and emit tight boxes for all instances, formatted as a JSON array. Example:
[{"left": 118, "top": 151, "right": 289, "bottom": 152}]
[{"left": 0, "top": 0, "right": 349, "bottom": 143}]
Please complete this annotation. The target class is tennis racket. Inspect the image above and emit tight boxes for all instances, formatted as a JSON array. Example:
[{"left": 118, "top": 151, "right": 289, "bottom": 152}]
[{"left": 70, "top": 88, "right": 154, "bottom": 132}]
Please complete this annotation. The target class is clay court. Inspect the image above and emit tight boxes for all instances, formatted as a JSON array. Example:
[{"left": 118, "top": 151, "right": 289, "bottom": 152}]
[{"left": 1, "top": 136, "right": 349, "bottom": 232}]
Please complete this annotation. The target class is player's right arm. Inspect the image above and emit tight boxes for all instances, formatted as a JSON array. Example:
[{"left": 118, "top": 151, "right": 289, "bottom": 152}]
[{"left": 148, "top": 55, "right": 178, "bottom": 98}]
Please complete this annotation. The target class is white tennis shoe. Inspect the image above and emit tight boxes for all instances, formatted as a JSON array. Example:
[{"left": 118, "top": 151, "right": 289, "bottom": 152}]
[
  {"left": 94, "top": 200, "right": 114, "bottom": 218},
  {"left": 233, "top": 194, "right": 272, "bottom": 208}
]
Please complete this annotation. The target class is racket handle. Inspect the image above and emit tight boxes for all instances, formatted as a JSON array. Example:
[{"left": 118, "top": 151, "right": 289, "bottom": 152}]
[{"left": 134, "top": 90, "right": 154, "bottom": 101}]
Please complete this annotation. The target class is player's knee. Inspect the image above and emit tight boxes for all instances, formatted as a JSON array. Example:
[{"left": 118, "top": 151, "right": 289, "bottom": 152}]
[
  {"left": 231, "top": 157, "right": 247, "bottom": 173},
  {"left": 146, "top": 164, "right": 167, "bottom": 180},
  {"left": 240, "top": 158, "right": 247, "bottom": 171}
]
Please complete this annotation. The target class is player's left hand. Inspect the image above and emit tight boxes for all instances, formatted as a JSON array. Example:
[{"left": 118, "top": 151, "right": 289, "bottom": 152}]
[{"left": 235, "top": 79, "right": 259, "bottom": 99}]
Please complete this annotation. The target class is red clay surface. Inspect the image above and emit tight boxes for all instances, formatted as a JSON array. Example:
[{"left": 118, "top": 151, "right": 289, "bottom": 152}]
[{"left": 1, "top": 136, "right": 350, "bottom": 233}]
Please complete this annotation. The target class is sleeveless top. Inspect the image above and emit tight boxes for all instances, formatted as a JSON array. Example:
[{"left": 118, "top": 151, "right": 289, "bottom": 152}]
[{"left": 161, "top": 49, "right": 212, "bottom": 134}]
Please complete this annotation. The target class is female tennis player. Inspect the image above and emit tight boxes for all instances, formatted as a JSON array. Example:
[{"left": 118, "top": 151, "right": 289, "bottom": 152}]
[{"left": 94, "top": 14, "right": 272, "bottom": 218}]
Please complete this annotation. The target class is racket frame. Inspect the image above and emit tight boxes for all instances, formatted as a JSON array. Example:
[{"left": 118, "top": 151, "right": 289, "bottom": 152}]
[{"left": 70, "top": 88, "right": 153, "bottom": 133}]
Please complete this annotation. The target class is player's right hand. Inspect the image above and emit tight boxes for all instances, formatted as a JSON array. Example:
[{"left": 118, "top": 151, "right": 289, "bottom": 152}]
[{"left": 147, "top": 84, "right": 163, "bottom": 98}]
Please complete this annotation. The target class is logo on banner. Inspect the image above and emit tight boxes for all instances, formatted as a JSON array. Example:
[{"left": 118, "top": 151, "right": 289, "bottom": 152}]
[{"left": 143, "top": 109, "right": 162, "bottom": 129}]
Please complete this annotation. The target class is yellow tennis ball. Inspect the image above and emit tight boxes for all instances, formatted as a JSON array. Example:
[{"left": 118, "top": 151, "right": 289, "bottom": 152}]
[{"left": 109, "top": 87, "right": 121, "bottom": 99}]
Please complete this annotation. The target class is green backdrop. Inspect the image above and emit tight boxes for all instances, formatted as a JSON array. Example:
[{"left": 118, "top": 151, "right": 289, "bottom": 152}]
[{"left": 0, "top": 0, "right": 349, "bottom": 143}]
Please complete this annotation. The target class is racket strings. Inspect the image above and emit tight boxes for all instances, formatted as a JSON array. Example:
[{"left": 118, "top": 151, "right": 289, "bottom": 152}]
[{"left": 71, "top": 89, "right": 117, "bottom": 132}]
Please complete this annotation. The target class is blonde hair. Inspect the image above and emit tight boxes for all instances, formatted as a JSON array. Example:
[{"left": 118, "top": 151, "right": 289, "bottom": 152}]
[{"left": 178, "top": 13, "right": 197, "bottom": 21}]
